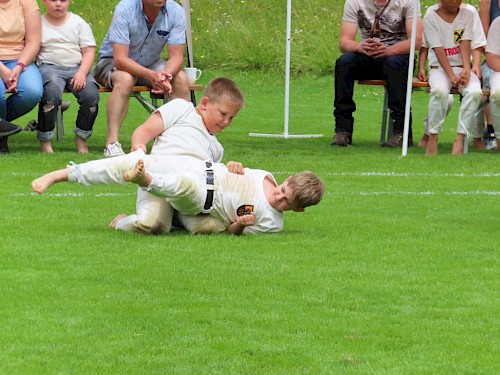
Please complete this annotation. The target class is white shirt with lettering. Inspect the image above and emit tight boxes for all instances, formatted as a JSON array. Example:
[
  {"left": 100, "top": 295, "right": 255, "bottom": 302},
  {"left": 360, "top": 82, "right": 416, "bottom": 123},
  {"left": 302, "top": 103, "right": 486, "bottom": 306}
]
[{"left": 424, "top": 7, "right": 476, "bottom": 68}]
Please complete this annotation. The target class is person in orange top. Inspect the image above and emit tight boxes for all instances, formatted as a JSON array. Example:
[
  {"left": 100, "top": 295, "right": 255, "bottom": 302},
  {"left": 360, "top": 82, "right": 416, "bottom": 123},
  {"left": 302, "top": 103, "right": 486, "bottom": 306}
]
[{"left": 0, "top": 0, "right": 43, "bottom": 154}]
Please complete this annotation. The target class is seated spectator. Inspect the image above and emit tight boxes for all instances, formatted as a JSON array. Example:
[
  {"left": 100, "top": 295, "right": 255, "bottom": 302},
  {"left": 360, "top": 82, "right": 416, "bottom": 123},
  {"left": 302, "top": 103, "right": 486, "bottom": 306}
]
[
  {"left": 421, "top": 0, "right": 484, "bottom": 155},
  {"left": 479, "top": 0, "right": 500, "bottom": 150},
  {"left": 485, "top": 16, "right": 500, "bottom": 147},
  {"left": 417, "top": 3, "right": 486, "bottom": 150},
  {"left": 35, "top": 0, "right": 100, "bottom": 153},
  {"left": 0, "top": 0, "right": 43, "bottom": 154},
  {"left": 94, "top": 0, "right": 190, "bottom": 157},
  {"left": 331, "top": 0, "right": 422, "bottom": 148}
]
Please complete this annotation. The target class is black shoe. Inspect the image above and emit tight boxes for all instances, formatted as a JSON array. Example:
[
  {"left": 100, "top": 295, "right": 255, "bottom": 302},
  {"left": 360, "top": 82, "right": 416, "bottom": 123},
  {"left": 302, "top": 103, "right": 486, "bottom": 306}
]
[
  {"left": 24, "top": 120, "right": 37, "bottom": 131},
  {"left": 331, "top": 131, "right": 352, "bottom": 147},
  {"left": 0, "top": 118, "right": 22, "bottom": 137},
  {"left": 383, "top": 133, "right": 414, "bottom": 148},
  {"left": 0, "top": 136, "right": 9, "bottom": 154}
]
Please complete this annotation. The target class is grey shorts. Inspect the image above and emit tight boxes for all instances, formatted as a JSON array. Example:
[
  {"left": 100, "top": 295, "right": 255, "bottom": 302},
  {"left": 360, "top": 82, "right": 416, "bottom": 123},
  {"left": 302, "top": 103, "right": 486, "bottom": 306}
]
[{"left": 93, "top": 57, "right": 166, "bottom": 89}]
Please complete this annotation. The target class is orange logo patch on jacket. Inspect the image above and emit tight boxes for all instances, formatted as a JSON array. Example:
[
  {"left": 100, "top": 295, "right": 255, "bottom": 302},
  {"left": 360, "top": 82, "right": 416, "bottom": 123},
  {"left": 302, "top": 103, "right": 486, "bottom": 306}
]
[{"left": 237, "top": 205, "right": 254, "bottom": 216}]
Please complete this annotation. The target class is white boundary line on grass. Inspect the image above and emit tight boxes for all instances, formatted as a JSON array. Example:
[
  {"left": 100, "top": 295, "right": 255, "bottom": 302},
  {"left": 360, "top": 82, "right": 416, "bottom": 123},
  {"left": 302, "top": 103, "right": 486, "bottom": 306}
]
[
  {"left": 354, "top": 191, "right": 500, "bottom": 196},
  {"left": 274, "top": 171, "right": 500, "bottom": 177},
  {"left": 5, "top": 171, "right": 500, "bottom": 178},
  {"left": 17, "top": 192, "right": 137, "bottom": 197},
  {"left": 11, "top": 190, "right": 500, "bottom": 198},
  {"left": 7, "top": 170, "right": 500, "bottom": 198}
]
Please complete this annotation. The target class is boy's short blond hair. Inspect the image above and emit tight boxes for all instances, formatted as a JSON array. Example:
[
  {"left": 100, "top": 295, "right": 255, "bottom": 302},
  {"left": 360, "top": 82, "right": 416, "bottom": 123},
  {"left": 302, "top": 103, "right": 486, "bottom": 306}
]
[
  {"left": 203, "top": 77, "right": 245, "bottom": 109},
  {"left": 288, "top": 171, "right": 324, "bottom": 209}
]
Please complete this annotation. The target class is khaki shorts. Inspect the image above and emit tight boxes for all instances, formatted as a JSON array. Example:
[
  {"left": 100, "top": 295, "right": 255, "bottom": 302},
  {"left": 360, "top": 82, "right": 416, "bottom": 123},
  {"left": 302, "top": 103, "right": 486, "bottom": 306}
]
[{"left": 93, "top": 57, "right": 166, "bottom": 89}]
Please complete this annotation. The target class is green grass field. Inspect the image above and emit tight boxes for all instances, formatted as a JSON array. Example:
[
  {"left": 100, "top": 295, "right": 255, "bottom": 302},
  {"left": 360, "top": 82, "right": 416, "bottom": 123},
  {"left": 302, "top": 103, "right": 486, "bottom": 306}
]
[{"left": 1, "top": 71, "right": 498, "bottom": 373}]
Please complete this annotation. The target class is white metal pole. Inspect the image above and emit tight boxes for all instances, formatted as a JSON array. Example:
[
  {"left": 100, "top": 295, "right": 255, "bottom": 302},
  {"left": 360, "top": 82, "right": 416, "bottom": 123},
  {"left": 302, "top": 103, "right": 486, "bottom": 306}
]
[
  {"left": 182, "top": 0, "right": 194, "bottom": 67},
  {"left": 283, "top": 0, "right": 292, "bottom": 138},
  {"left": 402, "top": 0, "right": 419, "bottom": 156},
  {"left": 248, "top": 0, "right": 322, "bottom": 138}
]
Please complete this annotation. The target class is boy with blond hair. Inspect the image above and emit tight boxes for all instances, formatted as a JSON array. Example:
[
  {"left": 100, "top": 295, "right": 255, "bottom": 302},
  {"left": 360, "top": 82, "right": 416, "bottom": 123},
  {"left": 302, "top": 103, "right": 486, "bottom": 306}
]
[
  {"left": 31, "top": 151, "right": 324, "bottom": 235},
  {"left": 33, "top": 77, "right": 244, "bottom": 235}
]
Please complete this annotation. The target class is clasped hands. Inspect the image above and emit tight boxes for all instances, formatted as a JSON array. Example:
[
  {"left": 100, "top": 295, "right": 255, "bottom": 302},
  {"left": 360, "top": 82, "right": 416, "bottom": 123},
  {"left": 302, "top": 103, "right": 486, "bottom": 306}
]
[
  {"left": 451, "top": 69, "right": 471, "bottom": 89},
  {"left": 1, "top": 65, "right": 22, "bottom": 93},
  {"left": 151, "top": 71, "right": 172, "bottom": 94},
  {"left": 361, "top": 38, "right": 388, "bottom": 59}
]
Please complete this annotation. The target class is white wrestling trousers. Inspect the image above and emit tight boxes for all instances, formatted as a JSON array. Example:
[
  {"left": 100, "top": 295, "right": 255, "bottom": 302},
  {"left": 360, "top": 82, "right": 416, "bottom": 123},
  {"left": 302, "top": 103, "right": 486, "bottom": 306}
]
[
  {"left": 427, "top": 67, "right": 482, "bottom": 135},
  {"left": 487, "top": 72, "right": 500, "bottom": 139},
  {"left": 423, "top": 94, "right": 487, "bottom": 139},
  {"left": 423, "top": 94, "right": 453, "bottom": 135},
  {"left": 68, "top": 150, "right": 224, "bottom": 234}
]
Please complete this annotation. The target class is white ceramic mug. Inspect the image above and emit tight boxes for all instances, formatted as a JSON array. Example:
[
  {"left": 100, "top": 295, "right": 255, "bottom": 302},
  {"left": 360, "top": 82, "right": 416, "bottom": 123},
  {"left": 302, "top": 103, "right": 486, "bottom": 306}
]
[{"left": 184, "top": 67, "right": 202, "bottom": 84}]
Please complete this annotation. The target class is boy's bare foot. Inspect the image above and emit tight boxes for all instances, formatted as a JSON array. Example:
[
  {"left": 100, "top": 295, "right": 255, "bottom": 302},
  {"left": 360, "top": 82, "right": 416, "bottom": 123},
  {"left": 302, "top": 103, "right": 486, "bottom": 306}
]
[
  {"left": 40, "top": 140, "right": 54, "bottom": 153},
  {"left": 472, "top": 138, "right": 486, "bottom": 149},
  {"left": 123, "top": 159, "right": 151, "bottom": 187},
  {"left": 31, "top": 168, "right": 70, "bottom": 194},
  {"left": 109, "top": 214, "right": 128, "bottom": 228},
  {"left": 418, "top": 133, "right": 429, "bottom": 147},
  {"left": 425, "top": 134, "right": 438, "bottom": 155},
  {"left": 75, "top": 136, "right": 89, "bottom": 154},
  {"left": 452, "top": 134, "right": 465, "bottom": 155}
]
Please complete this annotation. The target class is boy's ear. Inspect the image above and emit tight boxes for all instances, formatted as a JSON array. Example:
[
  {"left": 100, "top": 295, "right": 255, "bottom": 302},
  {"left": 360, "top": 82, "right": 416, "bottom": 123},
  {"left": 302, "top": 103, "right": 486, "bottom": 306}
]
[{"left": 199, "top": 96, "right": 209, "bottom": 109}]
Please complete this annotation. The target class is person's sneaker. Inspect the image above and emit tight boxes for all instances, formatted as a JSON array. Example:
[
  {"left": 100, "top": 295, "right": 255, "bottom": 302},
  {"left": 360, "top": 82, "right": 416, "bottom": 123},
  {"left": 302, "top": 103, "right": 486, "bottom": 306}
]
[
  {"left": 485, "top": 124, "right": 498, "bottom": 150},
  {"left": 0, "top": 118, "right": 22, "bottom": 137},
  {"left": 103, "top": 142, "right": 125, "bottom": 157},
  {"left": 331, "top": 132, "right": 351, "bottom": 147},
  {"left": 486, "top": 137, "right": 498, "bottom": 150},
  {"left": 383, "top": 133, "right": 414, "bottom": 148},
  {"left": 0, "top": 136, "right": 9, "bottom": 154}
]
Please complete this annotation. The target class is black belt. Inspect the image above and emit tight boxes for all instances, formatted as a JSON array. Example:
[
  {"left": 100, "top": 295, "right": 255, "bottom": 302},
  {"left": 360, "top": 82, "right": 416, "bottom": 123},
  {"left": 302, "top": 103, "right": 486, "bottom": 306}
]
[
  {"left": 430, "top": 65, "right": 463, "bottom": 69},
  {"left": 204, "top": 161, "right": 214, "bottom": 210}
]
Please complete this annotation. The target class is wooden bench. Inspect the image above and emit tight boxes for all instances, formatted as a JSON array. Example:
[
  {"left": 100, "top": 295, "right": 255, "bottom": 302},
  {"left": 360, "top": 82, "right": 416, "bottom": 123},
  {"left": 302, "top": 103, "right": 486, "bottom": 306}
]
[
  {"left": 358, "top": 79, "right": 490, "bottom": 145},
  {"left": 55, "top": 83, "right": 203, "bottom": 141},
  {"left": 358, "top": 79, "right": 429, "bottom": 144}
]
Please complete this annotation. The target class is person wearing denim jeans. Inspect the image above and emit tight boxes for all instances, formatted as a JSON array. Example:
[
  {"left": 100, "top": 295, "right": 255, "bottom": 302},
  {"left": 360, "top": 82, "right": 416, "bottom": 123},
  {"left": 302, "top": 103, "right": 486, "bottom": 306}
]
[
  {"left": 0, "top": 0, "right": 43, "bottom": 154},
  {"left": 332, "top": 0, "right": 422, "bottom": 148}
]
